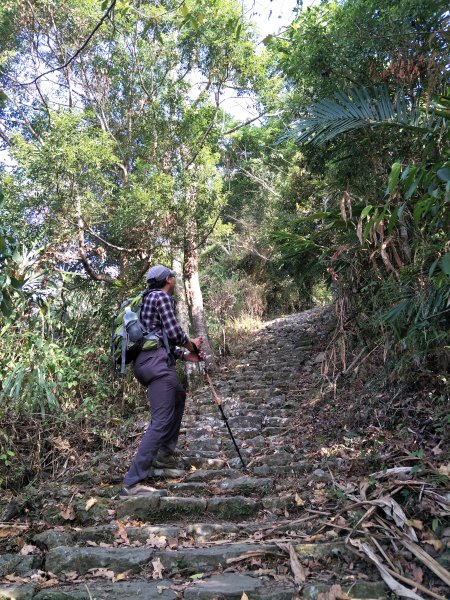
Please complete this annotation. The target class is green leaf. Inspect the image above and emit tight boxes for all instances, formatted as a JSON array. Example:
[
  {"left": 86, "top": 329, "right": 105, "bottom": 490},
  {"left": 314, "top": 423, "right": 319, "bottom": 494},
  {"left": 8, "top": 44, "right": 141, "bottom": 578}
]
[
  {"left": 181, "top": 3, "right": 190, "bottom": 18},
  {"left": 405, "top": 178, "right": 420, "bottom": 200},
  {"left": 235, "top": 22, "right": 242, "bottom": 40},
  {"left": 101, "top": 0, "right": 109, "bottom": 11},
  {"left": 440, "top": 253, "right": 450, "bottom": 276},
  {"left": 436, "top": 166, "right": 450, "bottom": 182},
  {"left": 388, "top": 162, "right": 401, "bottom": 193},
  {"left": 190, "top": 573, "right": 204, "bottom": 580},
  {"left": 428, "top": 257, "right": 439, "bottom": 277},
  {"left": 387, "top": 209, "right": 399, "bottom": 235},
  {"left": 432, "top": 518, "right": 440, "bottom": 533},
  {"left": 360, "top": 205, "right": 373, "bottom": 219}
]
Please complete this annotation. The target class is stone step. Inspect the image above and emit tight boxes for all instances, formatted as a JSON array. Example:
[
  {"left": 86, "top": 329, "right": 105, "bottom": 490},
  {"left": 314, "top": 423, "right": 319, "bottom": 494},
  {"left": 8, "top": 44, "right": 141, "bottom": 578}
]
[
  {"left": 218, "top": 476, "right": 274, "bottom": 494},
  {"left": 251, "top": 461, "right": 312, "bottom": 476},
  {"left": 0, "top": 554, "right": 42, "bottom": 578},
  {"left": 184, "top": 576, "right": 388, "bottom": 600},
  {"left": 42, "top": 540, "right": 355, "bottom": 579},
  {"left": 35, "top": 580, "right": 177, "bottom": 599},
  {"left": 34, "top": 517, "right": 322, "bottom": 551},
  {"left": 185, "top": 468, "right": 241, "bottom": 482},
  {"left": 0, "top": 579, "right": 388, "bottom": 600},
  {"left": 263, "top": 417, "right": 291, "bottom": 426},
  {"left": 166, "top": 482, "right": 208, "bottom": 496},
  {"left": 262, "top": 426, "right": 289, "bottom": 435},
  {"left": 182, "top": 457, "right": 227, "bottom": 470},
  {"left": 116, "top": 494, "right": 262, "bottom": 521}
]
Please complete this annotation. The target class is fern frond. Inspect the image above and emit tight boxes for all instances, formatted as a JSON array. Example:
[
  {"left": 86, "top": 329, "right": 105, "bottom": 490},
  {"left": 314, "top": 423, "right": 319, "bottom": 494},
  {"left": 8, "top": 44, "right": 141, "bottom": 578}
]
[{"left": 282, "top": 86, "right": 446, "bottom": 146}]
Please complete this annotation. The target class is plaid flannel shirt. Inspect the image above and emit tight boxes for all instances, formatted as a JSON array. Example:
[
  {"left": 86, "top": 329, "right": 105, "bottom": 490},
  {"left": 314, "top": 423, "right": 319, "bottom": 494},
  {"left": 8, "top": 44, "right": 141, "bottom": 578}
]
[{"left": 140, "top": 290, "right": 188, "bottom": 360}]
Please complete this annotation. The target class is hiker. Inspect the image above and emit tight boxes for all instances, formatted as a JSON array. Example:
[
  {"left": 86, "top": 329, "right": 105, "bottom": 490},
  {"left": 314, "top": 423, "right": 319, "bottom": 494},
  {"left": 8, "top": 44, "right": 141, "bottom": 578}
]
[{"left": 120, "top": 264, "right": 203, "bottom": 497}]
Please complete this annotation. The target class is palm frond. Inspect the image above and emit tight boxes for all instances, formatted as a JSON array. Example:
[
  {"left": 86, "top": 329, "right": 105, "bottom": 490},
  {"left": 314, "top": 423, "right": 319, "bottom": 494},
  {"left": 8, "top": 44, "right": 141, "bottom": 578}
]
[{"left": 282, "top": 86, "right": 447, "bottom": 146}]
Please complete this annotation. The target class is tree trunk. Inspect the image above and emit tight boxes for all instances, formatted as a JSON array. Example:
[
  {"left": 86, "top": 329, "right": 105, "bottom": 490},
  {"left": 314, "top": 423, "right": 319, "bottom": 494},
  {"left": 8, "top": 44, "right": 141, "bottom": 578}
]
[
  {"left": 173, "top": 255, "right": 191, "bottom": 335},
  {"left": 183, "top": 228, "right": 215, "bottom": 367},
  {"left": 173, "top": 254, "right": 198, "bottom": 386}
]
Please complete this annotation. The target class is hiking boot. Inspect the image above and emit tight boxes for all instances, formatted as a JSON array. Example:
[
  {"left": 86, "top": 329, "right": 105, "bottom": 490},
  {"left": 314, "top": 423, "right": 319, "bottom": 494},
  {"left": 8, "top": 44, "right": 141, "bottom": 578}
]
[
  {"left": 119, "top": 483, "right": 159, "bottom": 497},
  {"left": 154, "top": 451, "right": 184, "bottom": 469}
]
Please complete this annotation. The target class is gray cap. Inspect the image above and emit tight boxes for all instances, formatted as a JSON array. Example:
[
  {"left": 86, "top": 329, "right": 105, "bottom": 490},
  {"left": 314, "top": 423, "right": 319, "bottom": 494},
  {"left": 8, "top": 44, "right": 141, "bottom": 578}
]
[{"left": 146, "top": 264, "right": 176, "bottom": 282}]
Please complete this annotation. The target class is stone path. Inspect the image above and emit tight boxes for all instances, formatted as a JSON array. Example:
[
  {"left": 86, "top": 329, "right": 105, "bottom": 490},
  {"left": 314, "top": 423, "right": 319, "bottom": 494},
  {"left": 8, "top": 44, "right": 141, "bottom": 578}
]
[{"left": 0, "top": 308, "right": 389, "bottom": 599}]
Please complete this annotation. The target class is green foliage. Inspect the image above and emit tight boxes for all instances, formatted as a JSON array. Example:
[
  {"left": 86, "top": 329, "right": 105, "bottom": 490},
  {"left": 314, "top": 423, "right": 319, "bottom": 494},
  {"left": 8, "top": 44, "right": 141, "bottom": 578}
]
[
  {"left": 283, "top": 85, "right": 446, "bottom": 146},
  {"left": 0, "top": 450, "right": 14, "bottom": 467},
  {"left": 270, "top": 0, "right": 449, "bottom": 381}
]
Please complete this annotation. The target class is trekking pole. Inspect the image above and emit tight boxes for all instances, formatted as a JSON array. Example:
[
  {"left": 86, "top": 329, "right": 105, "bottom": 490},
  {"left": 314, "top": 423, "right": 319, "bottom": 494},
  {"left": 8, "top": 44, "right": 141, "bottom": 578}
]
[{"left": 200, "top": 360, "right": 247, "bottom": 470}]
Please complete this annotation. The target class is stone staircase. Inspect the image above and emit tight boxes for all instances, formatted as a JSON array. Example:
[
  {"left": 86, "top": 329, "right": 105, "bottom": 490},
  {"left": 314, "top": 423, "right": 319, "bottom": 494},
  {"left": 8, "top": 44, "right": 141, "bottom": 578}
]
[{"left": 0, "top": 308, "right": 388, "bottom": 599}]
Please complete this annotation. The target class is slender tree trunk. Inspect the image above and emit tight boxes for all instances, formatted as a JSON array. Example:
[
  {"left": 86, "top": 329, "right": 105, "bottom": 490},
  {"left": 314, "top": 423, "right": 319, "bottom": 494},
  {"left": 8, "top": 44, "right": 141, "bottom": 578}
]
[
  {"left": 183, "top": 226, "right": 215, "bottom": 367},
  {"left": 173, "top": 255, "right": 190, "bottom": 335},
  {"left": 173, "top": 254, "right": 198, "bottom": 386}
]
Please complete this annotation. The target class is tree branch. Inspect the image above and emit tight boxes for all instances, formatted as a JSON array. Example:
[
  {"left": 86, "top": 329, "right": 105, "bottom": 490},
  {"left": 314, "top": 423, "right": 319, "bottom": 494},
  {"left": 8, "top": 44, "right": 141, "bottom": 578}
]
[
  {"left": 223, "top": 112, "right": 274, "bottom": 135},
  {"left": 0, "top": 126, "right": 11, "bottom": 146},
  {"left": 76, "top": 199, "right": 115, "bottom": 283},
  {"left": 22, "top": 0, "right": 117, "bottom": 86},
  {"left": 239, "top": 167, "right": 281, "bottom": 197}
]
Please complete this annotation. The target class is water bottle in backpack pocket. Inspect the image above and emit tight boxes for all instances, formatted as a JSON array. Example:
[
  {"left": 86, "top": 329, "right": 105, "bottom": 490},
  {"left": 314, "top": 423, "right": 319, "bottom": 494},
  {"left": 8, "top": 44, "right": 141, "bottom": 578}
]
[{"left": 111, "top": 295, "right": 160, "bottom": 375}]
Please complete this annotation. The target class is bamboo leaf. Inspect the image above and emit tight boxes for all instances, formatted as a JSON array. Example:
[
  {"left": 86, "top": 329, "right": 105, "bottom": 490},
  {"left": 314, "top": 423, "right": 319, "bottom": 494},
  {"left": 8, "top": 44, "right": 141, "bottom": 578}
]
[
  {"left": 360, "top": 205, "right": 373, "bottom": 219},
  {"left": 436, "top": 166, "right": 450, "bottom": 182},
  {"left": 388, "top": 162, "right": 402, "bottom": 193},
  {"left": 440, "top": 253, "right": 450, "bottom": 276}
]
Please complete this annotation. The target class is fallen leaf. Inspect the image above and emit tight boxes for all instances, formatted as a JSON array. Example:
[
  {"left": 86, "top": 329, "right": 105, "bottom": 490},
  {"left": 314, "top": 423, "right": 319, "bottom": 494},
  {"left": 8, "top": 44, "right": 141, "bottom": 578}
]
[
  {"left": 19, "top": 544, "right": 37, "bottom": 556},
  {"left": 422, "top": 538, "right": 442, "bottom": 552},
  {"left": 279, "top": 543, "right": 306, "bottom": 586},
  {"left": 0, "top": 525, "right": 28, "bottom": 539},
  {"left": 335, "top": 516, "right": 347, "bottom": 528},
  {"left": 152, "top": 557, "right": 165, "bottom": 579},
  {"left": 114, "top": 571, "right": 129, "bottom": 582},
  {"left": 85, "top": 497, "right": 97, "bottom": 511},
  {"left": 325, "top": 530, "right": 338, "bottom": 540},
  {"left": 437, "top": 463, "right": 450, "bottom": 476},
  {"left": 59, "top": 505, "right": 76, "bottom": 521},
  {"left": 349, "top": 539, "right": 424, "bottom": 600},
  {"left": 37, "top": 578, "right": 59, "bottom": 589},
  {"left": 411, "top": 565, "right": 424, "bottom": 584},
  {"left": 3, "top": 575, "right": 29, "bottom": 584},
  {"left": 431, "top": 442, "right": 443, "bottom": 456},
  {"left": 294, "top": 493, "right": 305, "bottom": 507},
  {"left": 370, "top": 496, "right": 409, "bottom": 530},
  {"left": 406, "top": 519, "right": 423, "bottom": 531},
  {"left": 87, "top": 568, "right": 115, "bottom": 579},
  {"left": 317, "top": 584, "right": 351, "bottom": 600},
  {"left": 115, "top": 520, "right": 129, "bottom": 543},
  {"left": 288, "top": 544, "right": 306, "bottom": 585},
  {"left": 146, "top": 534, "right": 167, "bottom": 548},
  {"left": 241, "top": 593, "right": 249, "bottom": 600}
]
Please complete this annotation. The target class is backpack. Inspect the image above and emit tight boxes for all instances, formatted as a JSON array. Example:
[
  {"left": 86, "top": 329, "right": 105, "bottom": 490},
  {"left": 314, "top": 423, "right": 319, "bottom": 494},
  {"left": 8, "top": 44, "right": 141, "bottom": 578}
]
[{"left": 111, "top": 290, "right": 171, "bottom": 375}]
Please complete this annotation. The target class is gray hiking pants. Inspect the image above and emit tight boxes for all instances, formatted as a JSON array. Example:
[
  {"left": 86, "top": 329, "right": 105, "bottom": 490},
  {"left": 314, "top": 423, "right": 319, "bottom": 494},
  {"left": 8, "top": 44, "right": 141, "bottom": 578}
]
[{"left": 123, "top": 347, "right": 186, "bottom": 487}]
